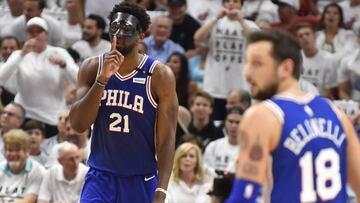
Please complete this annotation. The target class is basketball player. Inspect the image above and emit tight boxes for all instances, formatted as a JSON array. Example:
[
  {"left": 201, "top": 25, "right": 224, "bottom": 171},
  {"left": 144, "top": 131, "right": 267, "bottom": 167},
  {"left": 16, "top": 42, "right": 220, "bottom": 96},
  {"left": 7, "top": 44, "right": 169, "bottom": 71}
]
[
  {"left": 225, "top": 29, "right": 360, "bottom": 203},
  {"left": 69, "top": 2, "right": 178, "bottom": 203}
]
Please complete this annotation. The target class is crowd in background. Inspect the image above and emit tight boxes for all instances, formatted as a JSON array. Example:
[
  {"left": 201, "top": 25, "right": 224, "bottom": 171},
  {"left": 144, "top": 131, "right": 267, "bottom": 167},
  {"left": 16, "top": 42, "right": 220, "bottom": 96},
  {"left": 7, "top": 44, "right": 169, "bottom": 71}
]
[{"left": 0, "top": 0, "right": 360, "bottom": 202}]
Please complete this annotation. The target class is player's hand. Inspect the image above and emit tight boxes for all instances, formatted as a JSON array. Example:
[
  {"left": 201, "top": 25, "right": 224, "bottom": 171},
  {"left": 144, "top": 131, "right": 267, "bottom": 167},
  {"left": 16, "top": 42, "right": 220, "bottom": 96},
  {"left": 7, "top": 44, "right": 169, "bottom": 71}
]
[
  {"left": 97, "top": 35, "right": 124, "bottom": 83},
  {"left": 152, "top": 192, "right": 166, "bottom": 203},
  {"left": 49, "top": 54, "right": 66, "bottom": 67},
  {"left": 21, "top": 39, "right": 36, "bottom": 56}
]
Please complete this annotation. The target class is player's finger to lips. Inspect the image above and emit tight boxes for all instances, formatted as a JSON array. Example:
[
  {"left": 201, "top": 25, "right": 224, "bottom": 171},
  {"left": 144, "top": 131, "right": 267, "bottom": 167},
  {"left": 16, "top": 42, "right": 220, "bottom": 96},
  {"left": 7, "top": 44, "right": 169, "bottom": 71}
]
[{"left": 111, "top": 35, "right": 117, "bottom": 51}]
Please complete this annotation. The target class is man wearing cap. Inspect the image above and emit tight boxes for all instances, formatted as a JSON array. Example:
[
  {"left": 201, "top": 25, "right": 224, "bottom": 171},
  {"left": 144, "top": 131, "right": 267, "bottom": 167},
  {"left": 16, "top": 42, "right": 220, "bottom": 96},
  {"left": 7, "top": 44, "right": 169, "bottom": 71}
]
[
  {"left": 2, "top": 0, "right": 65, "bottom": 47},
  {"left": 69, "top": 1, "right": 177, "bottom": 203},
  {"left": 271, "top": 0, "right": 319, "bottom": 33},
  {"left": 0, "top": 17, "right": 78, "bottom": 138},
  {"left": 167, "top": 0, "right": 201, "bottom": 57}
]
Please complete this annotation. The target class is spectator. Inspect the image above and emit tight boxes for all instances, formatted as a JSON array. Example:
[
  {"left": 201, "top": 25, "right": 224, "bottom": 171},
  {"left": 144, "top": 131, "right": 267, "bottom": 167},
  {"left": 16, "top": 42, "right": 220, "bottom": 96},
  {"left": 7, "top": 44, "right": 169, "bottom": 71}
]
[
  {"left": 295, "top": 23, "right": 337, "bottom": 97},
  {"left": 167, "top": 52, "right": 198, "bottom": 108},
  {"left": 270, "top": 0, "right": 319, "bottom": 33},
  {"left": 338, "top": 23, "right": 360, "bottom": 101},
  {"left": 71, "top": 14, "right": 111, "bottom": 62},
  {"left": 41, "top": 108, "right": 70, "bottom": 156},
  {"left": 186, "top": 0, "right": 222, "bottom": 25},
  {"left": 0, "top": 36, "right": 20, "bottom": 106},
  {"left": 203, "top": 107, "right": 243, "bottom": 177},
  {"left": 339, "top": 0, "right": 360, "bottom": 29},
  {"left": 187, "top": 42, "right": 206, "bottom": 87},
  {"left": 46, "top": 119, "right": 90, "bottom": 168},
  {"left": 0, "top": 129, "right": 45, "bottom": 202},
  {"left": 241, "top": 0, "right": 279, "bottom": 24},
  {"left": 316, "top": 3, "right": 357, "bottom": 61},
  {"left": 167, "top": 142, "right": 212, "bottom": 203},
  {"left": 0, "top": 102, "right": 26, "bottom": 158},
  {"left": 225, "top": 89, "right": 251, "bottom": 111},
  {"left": 176, "top": 105, "right": 192, "bottom": 147},
  {"left": 143, "top": 15, "right": 185, "bottom": 63},
  {"left": 2, "top": 0, "right": 65, "bottom": 47},
  {"left": 188, "top": 91, "right": 222, "bottom": 149},
  {"left": 167, "top": 0, "right": 201, "bottom": 57},
  {"left": 194, "top": 0, "right": 258, "bottom": 121},
  {"left": 38, "top": 142, "right": 88, "bottom": 203},
  {"left": 0, "top": 17, "right": 78, "bottom": 138},
  {"left": 0, "top": 0, "right": 24, "bottom": 36},
  {"left": 60, "top": 0, "right": 83, "bottom": 48},
  {"left": 23, "top": 119, "right": 48, "bottom": 166}
]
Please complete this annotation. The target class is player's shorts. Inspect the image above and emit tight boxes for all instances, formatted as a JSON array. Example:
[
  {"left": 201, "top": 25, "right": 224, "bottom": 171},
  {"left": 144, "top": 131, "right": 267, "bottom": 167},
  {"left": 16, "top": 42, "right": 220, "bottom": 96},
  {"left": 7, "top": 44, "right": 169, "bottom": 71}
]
[{"left": 80, "top": 167, "right": 158, "bottom": 203}]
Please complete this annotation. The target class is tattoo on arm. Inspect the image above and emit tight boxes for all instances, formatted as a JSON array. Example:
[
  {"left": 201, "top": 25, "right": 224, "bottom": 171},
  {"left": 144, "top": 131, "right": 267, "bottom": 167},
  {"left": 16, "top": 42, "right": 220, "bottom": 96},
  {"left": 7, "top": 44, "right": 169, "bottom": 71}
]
[
  {"left": 242, "top": 162, "right": 259, "bottom": 176},
  {"left": 249, "top": 134, "right": 264, "bottom": 162}
]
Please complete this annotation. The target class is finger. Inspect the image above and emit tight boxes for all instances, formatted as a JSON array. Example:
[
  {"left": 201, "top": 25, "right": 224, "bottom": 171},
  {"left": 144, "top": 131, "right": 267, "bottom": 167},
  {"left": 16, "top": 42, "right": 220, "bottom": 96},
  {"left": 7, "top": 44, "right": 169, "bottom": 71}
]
[{"left": 111, "top": 35, "right": 117, "bottom": 51}]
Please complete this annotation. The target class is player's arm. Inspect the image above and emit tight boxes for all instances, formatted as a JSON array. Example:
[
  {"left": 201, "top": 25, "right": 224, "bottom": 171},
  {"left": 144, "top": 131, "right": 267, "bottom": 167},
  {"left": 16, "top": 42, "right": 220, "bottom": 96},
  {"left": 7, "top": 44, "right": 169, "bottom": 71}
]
[
  {"left": 70, "top": 36, "right": 123, "bottom": 132},
  {"left": 69, "top": 57, "right": 103, "bottom": 132},
  {"left": 151, "top": 64, "right": 178, "bottom": 202},
  {"left": 226, "top": 104, "right": 281, "bottom": 203},
  {"left": 338, "top": 107, "right": 360, "bottom": 201}
]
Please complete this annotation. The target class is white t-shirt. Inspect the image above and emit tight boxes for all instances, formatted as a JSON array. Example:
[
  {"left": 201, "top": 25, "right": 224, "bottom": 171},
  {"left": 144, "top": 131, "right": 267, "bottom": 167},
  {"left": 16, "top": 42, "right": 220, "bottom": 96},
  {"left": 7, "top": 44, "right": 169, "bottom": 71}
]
[
  {"left": 299, "top": 78, "right": 320, "bottom": 95},
  {"left": 339, "top": 1, "right": 360, "bottom": 23},
  {"left": 316, "top": 29, "right": 357, "bottom": 63},
  {"left": 0, "top": 159, "right": 46, "bottom": 202},
  {"left": 0, "top": 61, "right": 18, "bottom": 95},
  {"left": 301, "top": 50, "right": 337, "bottom": 90},
  {"left": 203, "top": 17, "right": 258, "bottom": 99},
  {"left": 71, "top": 39, "right": 111, "bottom": 62},
  {"left": 241, "top": 0, "right": 279, "bottom": 23},
  {"left": 59, "top": 20, "right": 82, "bottom": 48},
  {"left": 38, "top": 163, "right": 88, "bottom": 203},
  {"left": 0, "top": 46, "right": 78, "bottom": 125},
  {"left": 203, "top": 136, "right": 239, "bottom": 177},
  {"left": 338, "top": 48, "right": 360, "bottom": 101},
  {"left": 0, "top": 12, "right": 19, "bottom": 37},
  {"left": 166, "top": 179, "right": 212, "bottom": 203},
  {"left": 186, "top": 0, "right": 222, "bottom": 24},
  {"left": 30, "top": 153, "right": 48, "bottom": 167}
]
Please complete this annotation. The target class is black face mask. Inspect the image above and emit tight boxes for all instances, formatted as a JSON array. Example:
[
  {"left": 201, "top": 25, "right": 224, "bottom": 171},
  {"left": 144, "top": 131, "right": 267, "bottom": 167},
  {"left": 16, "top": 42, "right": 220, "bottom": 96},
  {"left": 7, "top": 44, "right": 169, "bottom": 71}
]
[{"left": 109, "top": 12, "right": 142, "bottom": 38}]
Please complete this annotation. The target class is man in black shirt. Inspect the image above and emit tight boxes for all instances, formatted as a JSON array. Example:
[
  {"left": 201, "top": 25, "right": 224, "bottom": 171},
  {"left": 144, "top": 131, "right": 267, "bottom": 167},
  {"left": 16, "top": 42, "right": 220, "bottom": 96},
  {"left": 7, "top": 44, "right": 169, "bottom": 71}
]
[{"left": 167, "top": 0, "right": 201, "bottom": 57}]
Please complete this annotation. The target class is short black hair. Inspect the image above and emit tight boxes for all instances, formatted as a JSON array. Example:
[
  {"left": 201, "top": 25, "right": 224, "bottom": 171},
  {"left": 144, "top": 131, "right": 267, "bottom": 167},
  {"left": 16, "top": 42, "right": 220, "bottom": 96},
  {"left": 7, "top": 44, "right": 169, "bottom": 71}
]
[
  {"left": 247, "top": 29, "right": 302, "bottom": 79},
  {"left": 23, "top": 119, "right": 46, "bottom": 137},
  {"left": 319, "top": 3, "right": 344, "bottom": 29},
  {"left": 88, "top": 14, "right": 106, "bottom": 30},
  {"left": 226, "top": 107, "right": 244, "bottom": 117},
  {"left": 9, "top": 101, "right": 26, "bottom": 120},
  {"left": 108, "top": 1, "right": 151, "bottom": 34}
]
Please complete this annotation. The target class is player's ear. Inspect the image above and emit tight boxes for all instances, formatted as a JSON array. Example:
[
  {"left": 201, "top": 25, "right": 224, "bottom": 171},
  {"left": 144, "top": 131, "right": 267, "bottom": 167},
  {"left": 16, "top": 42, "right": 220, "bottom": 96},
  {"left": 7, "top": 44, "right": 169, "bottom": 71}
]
[{"left": 279, "top": 58, "right": 295, "bottom": 78}]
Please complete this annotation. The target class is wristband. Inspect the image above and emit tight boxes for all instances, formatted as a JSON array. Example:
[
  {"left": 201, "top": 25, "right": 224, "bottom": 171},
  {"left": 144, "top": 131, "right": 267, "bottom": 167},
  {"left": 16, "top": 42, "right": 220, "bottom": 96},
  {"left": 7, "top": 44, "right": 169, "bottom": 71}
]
[
  {"left": 155, "top": 187, "right": 167, "bottom": 196},
  {"left": 95, "top": 79, "right": 107, "bottom": 87}
]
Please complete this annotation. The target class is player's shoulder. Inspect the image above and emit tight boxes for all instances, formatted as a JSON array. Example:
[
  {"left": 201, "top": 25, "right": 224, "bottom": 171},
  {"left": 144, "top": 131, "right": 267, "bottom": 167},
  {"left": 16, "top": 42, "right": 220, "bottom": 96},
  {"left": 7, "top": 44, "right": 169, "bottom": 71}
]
[
  {"left": 151, "top": 62, "right": 176, "bottom": 85},
  {"left": 243, "top": 101, "right": 280, "bottom": 123}
]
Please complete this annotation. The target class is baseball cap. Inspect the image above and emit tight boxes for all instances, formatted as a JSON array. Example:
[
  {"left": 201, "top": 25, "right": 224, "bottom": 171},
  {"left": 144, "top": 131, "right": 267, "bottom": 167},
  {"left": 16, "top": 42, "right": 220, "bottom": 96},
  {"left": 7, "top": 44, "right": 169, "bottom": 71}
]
[
  {"left": 167, "top": 0, "right": 186, "bottom": 7},
  {"left": 26, "top": 17, "right": 48, "bottom": 32},
  {"left": 272, "top": 0, "right": 300, "bottom": 11}
]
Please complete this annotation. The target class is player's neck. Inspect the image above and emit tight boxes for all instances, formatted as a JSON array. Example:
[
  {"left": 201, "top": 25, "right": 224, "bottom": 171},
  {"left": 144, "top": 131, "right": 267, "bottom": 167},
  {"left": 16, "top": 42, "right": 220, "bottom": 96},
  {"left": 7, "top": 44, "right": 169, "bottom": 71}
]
[
  {"left": 193, "top": 117, "right": 210, "bottom": 130},
  {"left": 276, "top": 79, "right": 305, "bottom": 98},
  {"left": 119, "top": 52, "right": 142, "bottom": 74}
]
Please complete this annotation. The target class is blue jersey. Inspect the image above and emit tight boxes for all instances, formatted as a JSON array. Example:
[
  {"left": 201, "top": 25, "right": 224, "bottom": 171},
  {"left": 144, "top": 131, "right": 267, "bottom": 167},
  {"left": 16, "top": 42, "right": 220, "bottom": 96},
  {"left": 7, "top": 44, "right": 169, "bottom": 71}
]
[
  {"left": 87, "top": 54, "right": 159, "bottom": 176},
  {"left": 266, "top": 95, "right": 348, "bottom": 203}
]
